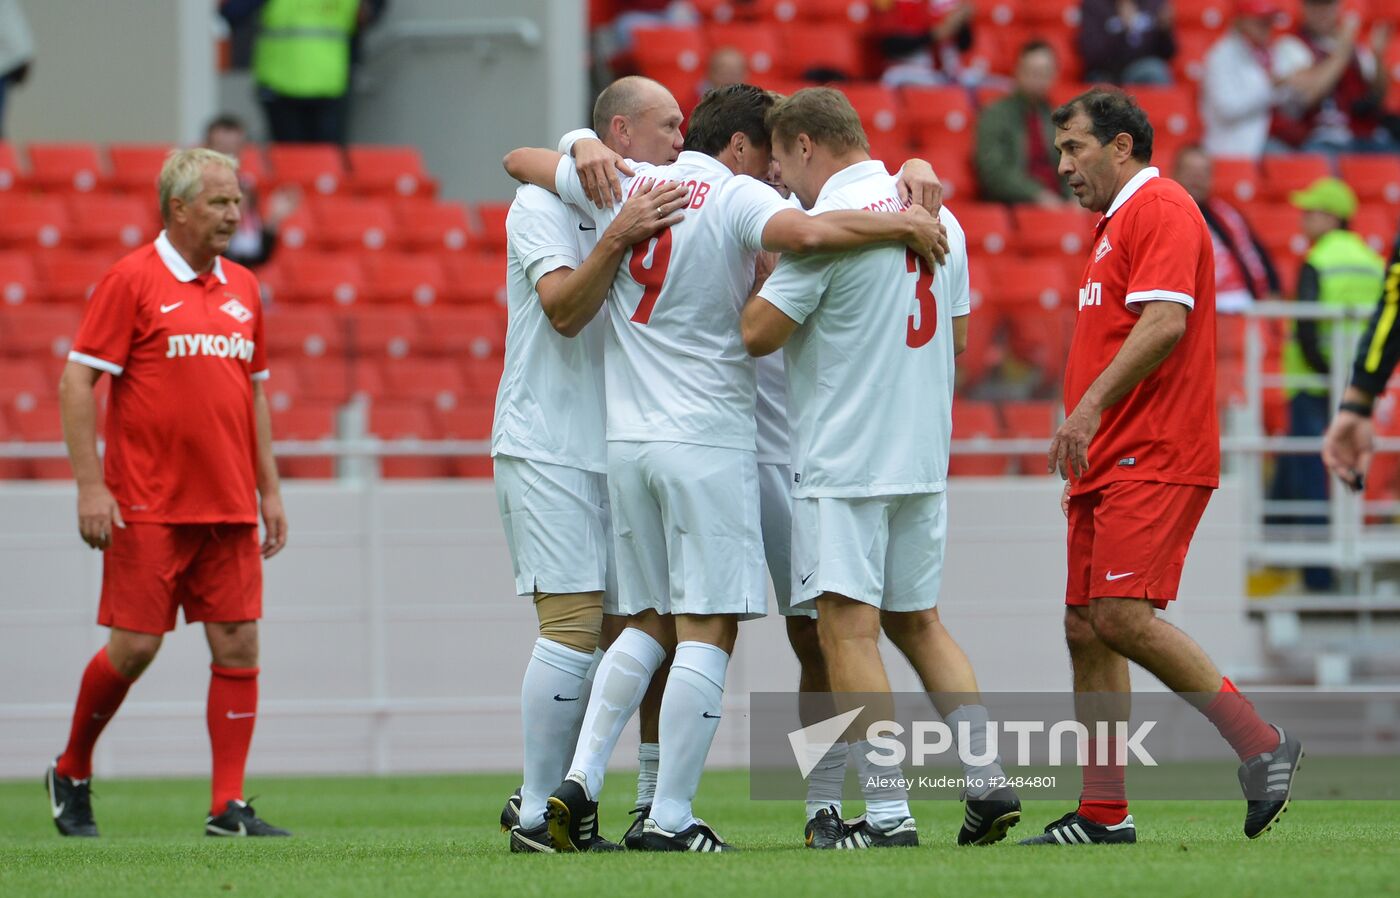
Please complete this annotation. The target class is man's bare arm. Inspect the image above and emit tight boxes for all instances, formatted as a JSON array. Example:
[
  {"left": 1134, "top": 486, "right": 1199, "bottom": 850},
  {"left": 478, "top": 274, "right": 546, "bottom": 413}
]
[
  {"left": 59, "top": 361, "right": 124, "bottom": 550},
  {"left": 761, "top": 206, "right": 948, "bottom": 268},
  {"left": 252, "top": 380, "right": 287, "bottom": 559},
  {"left": 502, "top": 148, "right": 565, "bottom": 192}
]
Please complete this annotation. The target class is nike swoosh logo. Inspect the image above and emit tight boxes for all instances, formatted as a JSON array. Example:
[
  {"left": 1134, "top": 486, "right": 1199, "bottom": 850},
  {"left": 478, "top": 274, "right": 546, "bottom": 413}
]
[
  {"left": 553, "top": 694, "right": 580, "bottom": 702},
  {"left": 225, "top": 711, "right": 257, "bottom": 719},
  {"left": 801, "top": 569, "right": 816, "bottom": 585},
  {"left": 160, "top": 302, "right": 183, "bottom": 313},
  {"left": 48, "top": 770, "right": 64, "bottom": 818},
  {"left": 702, "top": 712, "right": 721, "bottom": 719},
  {"left": 578, "top": 224, "right": 596, "bottom": 231},
  {"left": 207, "top": 821, "right": 247, "bottom": 836},
  {"left": 1105, "top": 571, "right": 1135, "bottom": 581}
]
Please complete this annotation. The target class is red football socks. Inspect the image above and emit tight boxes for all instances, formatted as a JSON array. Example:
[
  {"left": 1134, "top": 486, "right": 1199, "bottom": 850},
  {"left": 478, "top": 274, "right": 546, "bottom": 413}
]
[
  {"left": 1202, "top": 677, "right": 1280, "bottom": 762},
  {"left": 1078, "top": 737, "right": 1129, "bottom": 825},
  {"left": 208, "top": 664, "right": 259, "bottom": 815},
  {"left": 56, "top": 647, "right": 135, "bottom": 781}
]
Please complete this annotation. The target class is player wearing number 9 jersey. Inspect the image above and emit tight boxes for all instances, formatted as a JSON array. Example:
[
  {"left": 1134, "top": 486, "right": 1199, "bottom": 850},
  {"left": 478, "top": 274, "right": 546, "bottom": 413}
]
[
  {"left": 503, "top": 83, "right": 947, "bottom": 853},
  {"left": 743, "top": 87, "right": 1022, "bottom": 849}
]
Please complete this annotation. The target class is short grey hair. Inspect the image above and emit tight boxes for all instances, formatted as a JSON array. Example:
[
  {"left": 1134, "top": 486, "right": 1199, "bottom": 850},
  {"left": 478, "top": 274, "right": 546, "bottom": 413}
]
[
  {"left": 158, "top": 147, "right": 238, "bottom": 222},
  {"left": 592, "top": 75, "right": 666, "bottom": 135}
]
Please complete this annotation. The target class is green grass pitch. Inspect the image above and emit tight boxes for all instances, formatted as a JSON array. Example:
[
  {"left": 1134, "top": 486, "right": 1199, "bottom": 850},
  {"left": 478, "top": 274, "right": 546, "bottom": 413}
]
[{"left": 2, "top": 770, "right": 1397, "bottom": 898}]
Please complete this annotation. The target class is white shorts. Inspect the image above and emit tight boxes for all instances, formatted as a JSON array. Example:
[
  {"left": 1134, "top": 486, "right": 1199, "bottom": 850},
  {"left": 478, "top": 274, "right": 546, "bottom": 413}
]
[
  {"left": 758, "top": 462, "right": 814, "bottom": 618},
  {"left": 608, "top": 440, "right": 767, "bottom": 620},
  {"left": 494, "top": 455, "right": 613, "bottom": 608},
  {"left": 791, "top": 491, "right": 947, "bottom": 613}
]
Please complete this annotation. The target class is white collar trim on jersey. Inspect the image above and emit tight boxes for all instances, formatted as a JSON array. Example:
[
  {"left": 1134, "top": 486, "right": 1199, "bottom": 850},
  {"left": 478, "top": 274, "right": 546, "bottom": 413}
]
[
  {"left": 1105, "top": 166, "right": 1160, "bottom": 218},
  {"left": 816, "top": 159, "right": 888, "bottom": 206},
  {"left": 676, "top": 150, "right": 732, "bottom": 177},
  {"left": 155, "top": 230, "right": 227, "bottom": 284}
]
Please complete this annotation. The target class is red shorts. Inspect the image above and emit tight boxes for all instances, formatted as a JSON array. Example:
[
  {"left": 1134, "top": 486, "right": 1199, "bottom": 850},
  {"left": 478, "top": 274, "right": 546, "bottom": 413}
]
[
  {"left": 1065, "top": 480, "right": 1212, "bottom": 610},
  {"left": 99, "top": 523, "right": 263, "bottom": 635}
]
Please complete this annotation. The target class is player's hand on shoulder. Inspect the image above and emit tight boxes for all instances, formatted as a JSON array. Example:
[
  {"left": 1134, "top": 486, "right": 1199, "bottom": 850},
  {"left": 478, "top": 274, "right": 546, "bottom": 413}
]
[
  {"left": 76, "top": 483, "right": 124, "bottom": 551},
  {"left": 606, "top": 181, "right": 688, "bottom": 246},
  {"left": 896, "top": 158, "right": 942, "bottom": 214},
  {"left": 752, "top": 250, "right": 780, "bottom": 293},
  {"left": 260, "top": 492, "right": 288, "bottom": 559},
  {"left": 573, "top": 138, "right": 635, "bottom": 209},
  {"left": 901, "top": 204, "right": 949, "bottom": 269}
]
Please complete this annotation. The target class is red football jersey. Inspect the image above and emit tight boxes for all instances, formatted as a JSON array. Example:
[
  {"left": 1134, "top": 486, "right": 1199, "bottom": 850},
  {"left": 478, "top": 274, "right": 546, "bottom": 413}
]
[
  {"left": 1064, "top": 169, "right": 1219, "bottom": 496},
  {"left": 69, "top": 233, "right": 268, "bottom": 523}
]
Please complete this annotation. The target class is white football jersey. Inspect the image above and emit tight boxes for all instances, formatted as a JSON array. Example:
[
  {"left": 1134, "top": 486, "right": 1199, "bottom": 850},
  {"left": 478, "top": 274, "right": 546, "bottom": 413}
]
[
  {"left": 555, "top": 151, "right": 789, "bottom": 451},
  {"left": 755, "top": 350, "right": 789, "bottom": 465},
  {"left": 492, "top": 184, "right": 607, "bottom": 472},
  {"left": 757, "top": 160, "right": 971, "bottom": 497}
]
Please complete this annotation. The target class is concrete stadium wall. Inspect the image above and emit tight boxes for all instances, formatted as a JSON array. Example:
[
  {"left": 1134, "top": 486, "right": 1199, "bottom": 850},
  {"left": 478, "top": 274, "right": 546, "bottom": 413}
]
[{"left": 0, "top": 477, "right": 1259, "bottom": 780}]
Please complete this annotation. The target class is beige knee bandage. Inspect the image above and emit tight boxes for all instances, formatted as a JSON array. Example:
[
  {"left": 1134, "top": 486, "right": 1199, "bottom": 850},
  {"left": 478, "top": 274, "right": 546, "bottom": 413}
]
[{"left": 534, "top": 591, "right": 604, "bottom": 654}]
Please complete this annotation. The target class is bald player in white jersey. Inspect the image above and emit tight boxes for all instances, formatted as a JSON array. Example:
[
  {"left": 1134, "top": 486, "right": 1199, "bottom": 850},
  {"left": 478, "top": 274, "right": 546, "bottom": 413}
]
[
  {"left": 495, "top": 76, "right": 697, "bottom": 853},
  {"left": 504, "top": 83, "right": 946, "bottom": 853},
  {"left": 742, "top": 87, "right": 1023, "bottom": 850}
]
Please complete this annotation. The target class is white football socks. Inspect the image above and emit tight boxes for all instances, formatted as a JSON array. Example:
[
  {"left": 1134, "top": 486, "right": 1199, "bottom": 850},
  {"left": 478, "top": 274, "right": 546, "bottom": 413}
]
[
  {"left": 650, "top": 641, "right": 730, "bottom": 834},
  {"left": 565, "top": 648, "right": 606, "bottom": 750},
  {"left": 804, "top": 741, "right": 848, "bottom": 821},
  {"left": 566, "top": 628, "right": 667, "bottom": 800},
  {"left": 519, "top": 638, "right": 595, "bottom": 828},
  {"left": 636, "top": 742, "right": 660, "bottom": 809},
  {"left": 852, "top": 738, "right": 912, "bottom": 832},
  {"left": 947, "top": 704, "right": 1006, "bottom": 798}
]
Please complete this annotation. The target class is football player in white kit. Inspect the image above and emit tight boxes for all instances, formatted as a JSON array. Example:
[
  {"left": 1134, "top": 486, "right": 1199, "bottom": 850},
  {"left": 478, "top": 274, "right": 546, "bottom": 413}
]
[
  {"left": 743, "top": 87, "right": 1023, "bottom": 849},
  {"left": 495, "top": 76, "right": 694, "bottom": 853},
  {"left": 504, "top": 84, "right": 947, "bottom": 852}
]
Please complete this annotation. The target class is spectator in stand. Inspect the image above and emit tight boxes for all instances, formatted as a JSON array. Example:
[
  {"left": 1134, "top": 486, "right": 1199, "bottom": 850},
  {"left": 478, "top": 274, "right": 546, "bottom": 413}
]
[
  {"left": 203, "top": 115, "right": 300, "bottom": 270},
  {"left": 1272, "top": 177, "right": 1386, "bottom": 591},
  {"left": 1174, "top": 146, "right": 1281, "bottom": 312},
  {"left": 0, "top": 0, "right": 33, "bottom": 139},
  {"left": 1270, "top": 0, "right": 1393, "bottom": 153},
  {"left": 699, "top": 46, "right": 747, "bottom": 96},
  {"left": 597, "top": 1, "right": 699, "bottom": 72},
  {"left": 874, "top": 0, "right": 977, "bottom": 88},
  {"left": 1078, "top": 0, "right": 1177, "bottom": 85},
  {"left": 975, "top": 41, "right": 1074, "bottom": 206},
  {"left": 1201, "top": 0, "right": 1289, "bottom": 159}
]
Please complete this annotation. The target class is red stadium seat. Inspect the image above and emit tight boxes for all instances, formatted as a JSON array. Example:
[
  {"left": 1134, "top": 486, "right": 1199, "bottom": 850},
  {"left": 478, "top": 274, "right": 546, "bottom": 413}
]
[
  {"left": 949, "top": 400, "right": 1008, "bottom": 476},
  {"left": 437, "top": 399, "right": 496, "bottom": 477},
  {"left": 380, "top": 358, "right": 471, "bottom": 410},
  {"left": 973, "top": 0, "right": 1021, "bottom": 28},
  {"left": 864, "top": 132, "right": 918, "bottom": 175},
  {"left": 1010, "top": 207, "right": 1097, "bottom": 258},
  {"left": 631, "top": 26, "right": 707, "bottom": 77},
  {"left": 473, "top": 201, "right": 511, "bottom": 254},
  {"left": 36, "top": 251, "right": 116, "bottom": 303},
  {"left": 1353, "top": 209, "right": 1398, "bottom": 257},
  {"left": 0, "top": 359, "right": 51, "bottom": 407},
  {"left": 263, "top": 307, "right": 346, "bottom": 360},
  {"left": 1211, "top": 157, "right": 1263, "bottom": 204},
  {"left": 68, "top": 195, "right": 158, "bottom": 250},
  {"left": 345, "top": 308, "right": 419, "bottom": 358},
  {"left": 0, "top": 252, "right": 39, "bottom": 307},
  {"left": 296, "top": 358, "right": 383, "bottom": 404},
  {"left": 442, "top": 253, "right": 508, "bottom": 306},
  {"left": 759, "top": 0, "right": 872, "bottom": 23},
  {"left": 270, "top": 401, "right": 339, "bottom": 478},
  {"left": 368, "top": 400, "right": 450, "bottom": 478},
  {"left": 1127, "top": 85, "right": 1200, "bottom": 142},
  {"left": 0, "top": 305, "right": 79, "bottom": 359},
  {"left": 362, "top": 253, "right": 448, "bottom": 306},
  {"left": 1248, "top": 204, "right": 1310, "bottom": 278},
  {"left": 107, "top": 144, "right": 173, "bottom": 194},
  {"left": 983, "top": 259, "right": 1073, "bottom": 377},
  {"left": 0, "top": 141, "right": 26, "bottom": 192},
  {"left": 842, "top": 84, "right": 909, "bottom": 145},
  {"left": 1338, "top": 155, "right": 1400, "bottom": 207},
  {"left": 27, "top": 143, "right": 107, "bottom": 194},
  {"left": 417, "top": 306, "right": 506, "bottom": 359},
  {"left": 1019, "top": 0, "right": 1078, "bottom": 27},
  {"left": 704, "top": 23, "right": 782, "bottom": 75},
  {"left": 1000, "top": 399, "right": 1059, "bottom": 473},
  {"left": 782, "top": 24, "right": 864, "bottom": 80},
  {"left": 394, "top": 199, "right": 472, "bottom": 252},
  {"left": 1260, "top": 154, "right": 1331, "bottom": 202},
  {"left": 922, "top": 150, "right": 974, "bottom": 202},
  {"left": 954, "top": 204, "right": 1014, "bottom": 256},
  {"left": 1173, "top": 27, "right": 1216, "bottom": 85},
  {"left": 238, "top": 146, "right": 270, "bottom": 189},
  {"left": 0, "top": 196, "right": 70, "bottom": 249},
  {"left": 261, "top": 365, "right": 303, "bottom": 413},
  {"left": 964, "top": 28, "right": 1012, "bottom": 82},
  {"left": 267, "top": 144, "right": 346, "bottom": 195},
  {"left": 901, "top": 86, "right": 977, "bottom": 151},
  {"left": 278, "top": 252, "right": 366, "bottom": 305},
  {"left": 1174, "top": 0, "right": 1231, "bottom": 30},
  {"left": 346, "top": 145, "right": 438, "bottom": 197},
  {"left": 303, "top": 196, "right": 397, "bottom": 251},
  {"left": 6, "top": 398, "right": 70, "bottom": 480},
  {"left": 461, "top": 356, "right": 505, "bottom": 399}
]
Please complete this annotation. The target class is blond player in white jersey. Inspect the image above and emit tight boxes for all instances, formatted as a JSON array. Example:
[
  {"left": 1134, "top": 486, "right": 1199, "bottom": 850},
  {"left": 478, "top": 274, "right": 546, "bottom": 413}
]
[
  {"left": 504, "top": 83, "right": 946, "bottom": 853},
  {"left": 494, "top": 76, "right": 698, "bottom": 854},
  {"left": 742, "top": 87, "right": 1023, "bottom": 850}
]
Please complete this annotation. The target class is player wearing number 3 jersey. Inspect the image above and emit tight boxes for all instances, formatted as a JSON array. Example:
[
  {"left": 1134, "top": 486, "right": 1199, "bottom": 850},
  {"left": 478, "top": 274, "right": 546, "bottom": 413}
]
[
  {"left": 743, "top": 87, "right": 1022, "bottom": 849},
  {"left": 504, "top": 83, "right": 946, "bottom": 853}
]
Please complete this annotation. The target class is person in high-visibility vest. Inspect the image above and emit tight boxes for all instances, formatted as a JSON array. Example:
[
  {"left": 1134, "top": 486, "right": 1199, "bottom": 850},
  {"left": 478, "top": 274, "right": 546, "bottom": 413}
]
[
  {"left": 1271, "top": 177, "right": 1385, "bottom": 591},
  {"left": 250, "top": 0, "right": 361, "bottom": 144}
]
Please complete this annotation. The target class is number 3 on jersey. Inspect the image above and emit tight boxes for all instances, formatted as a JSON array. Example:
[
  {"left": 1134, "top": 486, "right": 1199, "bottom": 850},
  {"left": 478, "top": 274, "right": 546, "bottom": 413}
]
[
  {"left": 905, "top": 249, "right": 938, "bottom": 348},
  {"left": 629, "top": 231, "right": 674, "bottom": 324}
]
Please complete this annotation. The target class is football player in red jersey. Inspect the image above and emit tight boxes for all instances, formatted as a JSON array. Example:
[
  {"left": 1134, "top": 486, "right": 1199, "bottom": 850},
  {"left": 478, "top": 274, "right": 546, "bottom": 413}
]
[
  {"left": 1022, "top": 89, "right": 1302, "bottom": 846},
  {"left": 47, "top": 148, "right": 290, "bottom": 839}
]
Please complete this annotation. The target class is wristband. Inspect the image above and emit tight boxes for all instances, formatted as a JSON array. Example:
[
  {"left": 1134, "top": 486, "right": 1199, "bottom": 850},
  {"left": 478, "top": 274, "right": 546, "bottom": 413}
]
[{"left": 1339, "top": 400, "right": 1373, "bottom": 418}]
